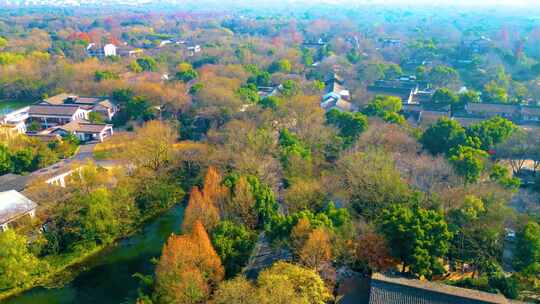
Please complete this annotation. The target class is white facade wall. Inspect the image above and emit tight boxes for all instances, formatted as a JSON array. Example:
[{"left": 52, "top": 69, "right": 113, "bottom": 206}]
[{"left": 103, "top": 44, "right": 117, "bottom": 57}]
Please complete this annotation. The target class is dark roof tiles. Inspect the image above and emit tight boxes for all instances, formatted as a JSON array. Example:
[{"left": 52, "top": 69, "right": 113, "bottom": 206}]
[
  {"left": 29, "top": 104, "right": 80, "bottom": 117},
  {"left": 369, "top": 273, "right": 517, "bottom": 304}
]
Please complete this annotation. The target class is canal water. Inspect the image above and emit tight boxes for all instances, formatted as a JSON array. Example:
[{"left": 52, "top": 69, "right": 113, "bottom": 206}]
[{"left": 4, "top": 205, "right": 184, "bottom": 304}]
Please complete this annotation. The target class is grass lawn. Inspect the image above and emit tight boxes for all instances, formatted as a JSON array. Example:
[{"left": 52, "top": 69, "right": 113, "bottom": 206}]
[{"left": 0, "top": 100, "right": 35, "bottom": 114}]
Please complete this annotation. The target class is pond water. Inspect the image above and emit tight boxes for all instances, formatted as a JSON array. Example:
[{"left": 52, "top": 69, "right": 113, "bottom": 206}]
[{"left": 5, "top": 205, "right": 184, "bottom": 304}]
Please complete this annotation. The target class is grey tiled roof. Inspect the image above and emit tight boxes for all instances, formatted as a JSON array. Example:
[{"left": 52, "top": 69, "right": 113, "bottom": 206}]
[
  {"left": 521, "top": 106, "right": 540, "bottom": 116},
  {"left": 29, "top": 104, "right": 80, "bottom": 117},
  {"left": 0, "top": 174, "right": 32, "bottom": 192},
  {"left": 369, "top": 273, "right": 515, "bottom": 304},
  {"left": 54, "top": 120, "right": 112, "bottom": 134},
  {"left": 466, "top": 103, "right": 520, "bottom": 114}
]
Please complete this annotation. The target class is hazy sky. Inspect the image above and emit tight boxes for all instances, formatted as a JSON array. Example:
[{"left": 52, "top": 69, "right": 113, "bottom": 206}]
[
  {"left": 312, "top": 0, "right": 539, "bottom": 6},
  {"left": 3, "top": 0, "right": 540, "bottom": 9}
]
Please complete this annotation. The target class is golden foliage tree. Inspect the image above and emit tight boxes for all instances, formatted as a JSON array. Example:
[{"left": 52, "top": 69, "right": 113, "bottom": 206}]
[
  {"left": 202, "top": 166, "right": 229, "bottom": 215},
  {"left": 290, "top": 217, "right": 312, "bottom": 257},
  {"left": 212, "top": 262, "right": 333, "bottom": 304},
  {"left": 299, "top": 228, "right": 332, "bottom": 272},
  {"left": 211, "top": 276, "right": 258, "bottom": 304},
  {"left": 182, "top": 187, "right": 220, "bottom": 233},
  {"left": 225, "top": 176, "right": 257, "bottom": 229},
  {"left": 257, "top": 262, "right": 333, "bottom": 304},
  {"left": 120, "top": 120, "right": 178, "bottom": 171}
]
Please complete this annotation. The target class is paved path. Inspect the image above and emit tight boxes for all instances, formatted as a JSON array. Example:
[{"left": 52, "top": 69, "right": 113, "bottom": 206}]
[{"left": 73, "top": 141, "right": 98, "bottom": 161}]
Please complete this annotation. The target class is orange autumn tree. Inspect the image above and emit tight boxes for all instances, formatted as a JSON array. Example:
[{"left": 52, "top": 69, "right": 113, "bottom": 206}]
[
  {"left": 202, "top": 166, "right": 229, "bottom": 215},
  {"left": 182, "top": 187, "right": 220, "bottom": 233},
  {"left": 155, "top": 220, "right": 224, "bottom": 304},
  {"left": 299, "top": 228, "right": 333, "bottom": 272},
  {"left": 190, "top": 221, "right": 225, "bottom": 285}
]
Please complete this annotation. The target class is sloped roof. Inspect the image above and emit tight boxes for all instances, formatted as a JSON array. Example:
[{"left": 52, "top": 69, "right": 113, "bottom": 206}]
[
  {"left": 29, "top": 104, "right": 80, "bottom": 117},
  {"left": 419, "top": 110, "right": 450, "bottom": 125},
  {"left": 74, "top": 97, "right": 103, "bottom": 105},
  {"left": 43, "top": 93, "right": 75, "bottom": 105},
  {"left": 54, "top": 120, "right": 112, "bottom": 134},
  {"left": 521, "top": 106, "right": 540, "bottom": 116},
  {"left": 43, "top": 93, "right": 111, "bottom": 108},
  {"left": 0, "top": 190, "right": 37, "bottom": 225},
  {"left": 321, "top": 96, "right": 355, "bottom": 112},
  {"left": 369, "top": 273, "right": 515, "bottom": 304},
  {"left": 466, "top": 103, "right": 520, "bottom": 114},
  {"left": 97, "top": 100, "right": 114, "bottom": 109},
  {"left": 452, "top": 116, "right": 485, "bottom": 127},
  {"left": 0, "top": 174, "right": 32, "bottom": 192}
]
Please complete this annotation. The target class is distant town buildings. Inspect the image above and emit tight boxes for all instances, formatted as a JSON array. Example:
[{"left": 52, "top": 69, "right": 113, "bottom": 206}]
[
  {"left": 367, "top": 76, "right": 540, "bottom": 127},
  {"left": 380, "top": 38, "right": 402, "bottom": 48},
  {"left": 187, "top": 44, "right": 201, "bottom": 56},
  {"left": 303, "top": 38, "right": 327, "bottom": 47},
  {"left": 367, "top": 75, "right": 432, "bottom": 105}
]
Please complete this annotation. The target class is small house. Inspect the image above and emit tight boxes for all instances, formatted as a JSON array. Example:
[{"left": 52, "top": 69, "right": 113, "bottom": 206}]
[
  {"left": 0, "top": 174, "right": 32, "bottom": 192},
  {"left": 187, "top": 45, "right": 201, "bottom": 56},
  {"left": 321, "top": 73, "right": 355, "bottom": 112},
  {"left": 28, "top": 104, "right": 87, "bottom": 128},
  {"left": 87, "top": 43, "right": 117, "bottom": 58},
  {"left": 43, "top": 93, "right": 118, "bottom": 120},
  {"left": 51, "top": 120, "right": 113, "bottom": 143},
  {"left": 0, "top": 190, "right": 37, "bottom": 232}
]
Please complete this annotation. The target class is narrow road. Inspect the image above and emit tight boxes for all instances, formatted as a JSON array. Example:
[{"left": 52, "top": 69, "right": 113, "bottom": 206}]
[{"left": 73, "top": 141, "right": 98, "bottom": 161}]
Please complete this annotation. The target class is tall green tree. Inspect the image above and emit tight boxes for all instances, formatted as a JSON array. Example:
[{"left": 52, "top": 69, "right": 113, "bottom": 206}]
[
  {"left": 0, "top": 230, "right": 41, "bottom": 290},
  {"left": 11, "top": 148, "right": 34, "bottom": 174},
  {"left": 136, "top": 56, "right": 158, "bottom": 72},
  {"left": 0, "top": 143, "right": 12, "bottom": 175},
  {"left": 420, "top": 118, "right": 467, "bottom": 155},
  {"left": 211, "top": 221, "right": 257, "bottom": 277},
  {"left": 428, "top": 65, "right": 459, "bottom": 88},
  {"left": 449, "top": 146, "right": 488, "bottom": 184},
  {"left": 176, "top": 62, "right": 198, "bottom": 83},
  {"left": 379, "top": 204, "right": 452, "bottom": 278},
  {"left": 431, "top": 88, "right": 458, "bottom": 109},
  {"left": 268, "top": 59, "right": 292, "bottom": 73},
  {"left": 447, "top": 195, "right": 502, "bottom": 274},
  {"left": 514, "top": 221, "right": 540, "bottom": 272},
  {"left": 363, "top": 95, "right": 404, "bottom": 124},
  {"left": 467, "top": 116, "right": 516, "bottom": 151},
  {"left": 325, "top": 109, "right": 368, "bottom": 146}
]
